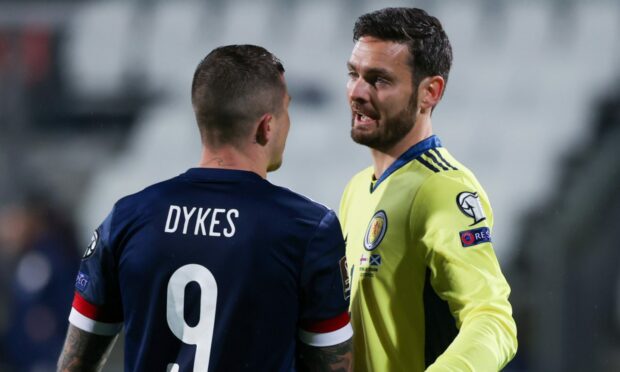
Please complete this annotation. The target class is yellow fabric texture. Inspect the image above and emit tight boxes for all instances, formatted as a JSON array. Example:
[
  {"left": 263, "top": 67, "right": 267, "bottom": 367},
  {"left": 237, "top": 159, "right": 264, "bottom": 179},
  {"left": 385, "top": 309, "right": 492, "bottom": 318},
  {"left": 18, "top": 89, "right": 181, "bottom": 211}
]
[{"left": 339, "top": 147, "right": 517, "bottom": 372}]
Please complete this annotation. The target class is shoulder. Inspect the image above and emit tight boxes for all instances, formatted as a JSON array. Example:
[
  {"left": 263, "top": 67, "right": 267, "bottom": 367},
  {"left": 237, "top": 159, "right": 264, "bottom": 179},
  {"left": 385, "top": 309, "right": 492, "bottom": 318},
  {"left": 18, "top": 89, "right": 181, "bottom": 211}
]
[
  {"left": 414, "top": 148, "right": 486, "bottom": 199},
  {"left": 339, "top": 166, "right": 373, "bottom": 214},
  {"left": 420, "top": 169, "right": 485, "bottom": 199},
  {"left": 411, "top": 149, "right": 492, "bottom": 224},
  {"left": 341, "top": 166, "right": 373, "bottom": 197},
  {"left": 117, "top": 175, "right": 182, "bottom": 207},
  {"left": 104, "top": 175, "right": 184, "bottom": 232},
  {"left": 347, "top": 166, "right": 374, "bottom": 186},
  {"left": 268, "top": 182, "right": 339, "bottom": 224},
  {"left": 267, "top": 184, "right": 345, "bottom": 248}
]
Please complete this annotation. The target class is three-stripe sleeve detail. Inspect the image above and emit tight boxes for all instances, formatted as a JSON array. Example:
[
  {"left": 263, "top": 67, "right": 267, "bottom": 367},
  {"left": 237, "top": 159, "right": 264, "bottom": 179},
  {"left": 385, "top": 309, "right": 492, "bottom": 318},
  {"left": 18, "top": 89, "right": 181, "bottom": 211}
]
[
  {"left": 417, "top": 149, "right": 458, "bottom": 173},
  {"left": 424, "top": 151, "right": 449, "bottom": 171},
  {"left": 417, "top": 156, "right": 440, "bottom": 173},
  {"left": 430, "top": 148, "right": 458, "bottom": 170}
]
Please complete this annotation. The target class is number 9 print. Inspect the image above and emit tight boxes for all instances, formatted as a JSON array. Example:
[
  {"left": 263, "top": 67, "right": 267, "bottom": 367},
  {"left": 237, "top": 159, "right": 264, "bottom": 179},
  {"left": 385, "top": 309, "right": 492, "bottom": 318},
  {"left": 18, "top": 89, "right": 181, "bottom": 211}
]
[{"left": 166, "top": 264, "right": 218, "bottom": 372}]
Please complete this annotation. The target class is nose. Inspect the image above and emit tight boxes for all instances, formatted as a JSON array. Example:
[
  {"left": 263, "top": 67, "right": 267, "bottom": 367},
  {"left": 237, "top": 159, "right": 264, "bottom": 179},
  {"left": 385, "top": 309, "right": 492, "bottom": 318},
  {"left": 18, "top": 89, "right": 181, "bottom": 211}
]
[{"left": 347, "top": 77, "right": 370, "bottom": 104}]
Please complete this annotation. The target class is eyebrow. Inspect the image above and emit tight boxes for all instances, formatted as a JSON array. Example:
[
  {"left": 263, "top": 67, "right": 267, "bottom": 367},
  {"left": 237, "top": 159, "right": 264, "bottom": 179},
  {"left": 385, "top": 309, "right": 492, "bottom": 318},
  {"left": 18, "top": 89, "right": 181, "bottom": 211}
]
[{"left": 347, "top": 62, "right": 394, "bottom": 78}]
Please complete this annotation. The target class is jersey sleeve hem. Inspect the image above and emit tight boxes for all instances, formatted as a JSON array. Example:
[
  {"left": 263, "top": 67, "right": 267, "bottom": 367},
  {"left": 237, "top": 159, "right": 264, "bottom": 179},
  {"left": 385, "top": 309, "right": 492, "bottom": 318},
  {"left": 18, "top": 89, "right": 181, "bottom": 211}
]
[
  {"left": 69, "top": 308, "right": 122, "bottom": 336},
  {"left": 299, "top": 311, "right": 352, "bottom": 346},
  {"left": 72, "top": 291, "right": 123, "bottom": 323},
  {"left": 298, "top": 322, "right": 353, "bottom": 347},
  {"left": 300, "top": 310, "right": 350, "bottom": 332}
]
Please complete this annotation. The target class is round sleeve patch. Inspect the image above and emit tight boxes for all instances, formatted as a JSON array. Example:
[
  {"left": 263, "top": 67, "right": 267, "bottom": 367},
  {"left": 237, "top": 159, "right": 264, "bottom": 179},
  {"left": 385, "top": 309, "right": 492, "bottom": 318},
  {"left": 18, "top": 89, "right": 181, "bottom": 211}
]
[
  {"left": 83, "top": 229, "right": 99, "bottom": 259},
  {"left": 456, "top": 191, "right": 486, "bottom": 225}
]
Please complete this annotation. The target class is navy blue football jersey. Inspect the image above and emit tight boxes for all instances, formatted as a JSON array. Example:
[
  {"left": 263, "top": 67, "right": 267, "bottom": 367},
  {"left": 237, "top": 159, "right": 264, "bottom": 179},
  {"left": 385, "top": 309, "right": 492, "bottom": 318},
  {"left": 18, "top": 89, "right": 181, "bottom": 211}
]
[{"left": 69, "top": 168, "right": 352, "bottom": 372}]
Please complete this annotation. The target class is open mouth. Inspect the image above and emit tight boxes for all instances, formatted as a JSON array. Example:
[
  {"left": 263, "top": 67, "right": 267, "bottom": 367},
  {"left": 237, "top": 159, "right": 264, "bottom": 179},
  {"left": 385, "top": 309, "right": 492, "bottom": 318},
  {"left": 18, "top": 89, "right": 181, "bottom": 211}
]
[{"left": 352, "top": 107, "right": 378, "bottom": 127}]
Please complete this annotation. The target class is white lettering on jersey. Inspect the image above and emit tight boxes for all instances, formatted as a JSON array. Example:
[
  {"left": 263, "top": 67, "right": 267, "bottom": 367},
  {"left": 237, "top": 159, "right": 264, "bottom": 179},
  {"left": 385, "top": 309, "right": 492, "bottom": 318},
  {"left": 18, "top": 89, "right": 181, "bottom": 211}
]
[
  {"left": 165, "top": 205, "right": 181, "bottom": 233},
  {"left": 194, "top": 208, "right": 212, "bottom": 236},
  {"left": 182, "top": 207, "right": 197, "bottom": 235},
  {"left": 223, "top": 209, "right": 238, "bottom": 237},
  {"left": 164, "top": 205, "right": 239, "bottom": 238}
]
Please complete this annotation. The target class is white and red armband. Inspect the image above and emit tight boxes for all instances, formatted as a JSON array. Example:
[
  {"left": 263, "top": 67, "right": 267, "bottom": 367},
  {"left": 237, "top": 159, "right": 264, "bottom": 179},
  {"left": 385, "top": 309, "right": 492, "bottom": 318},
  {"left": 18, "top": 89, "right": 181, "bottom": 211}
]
[
  {"left": 298, "top": 311, "right": 353, "bottom": 347},
  {"left": 68, "top": 291, "right": 123, "bottom": 336}
]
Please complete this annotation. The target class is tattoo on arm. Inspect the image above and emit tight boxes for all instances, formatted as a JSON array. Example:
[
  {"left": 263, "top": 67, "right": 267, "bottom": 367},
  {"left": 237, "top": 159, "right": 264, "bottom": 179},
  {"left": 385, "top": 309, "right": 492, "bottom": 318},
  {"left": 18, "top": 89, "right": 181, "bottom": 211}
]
[
  {"left": 57, "top": 324, "right": 119, "bottom": 372},
  {"left": 297, "top": 338, "right": 353, "bottom": 372}
]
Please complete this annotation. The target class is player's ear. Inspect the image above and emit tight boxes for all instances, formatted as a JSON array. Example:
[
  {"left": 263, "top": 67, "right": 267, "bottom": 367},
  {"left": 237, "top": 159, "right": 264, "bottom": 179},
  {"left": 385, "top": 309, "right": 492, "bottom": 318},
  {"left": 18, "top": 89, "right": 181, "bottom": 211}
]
[
  {"left": 417, "top": 76, "right": 445, "bottom": 114},
  {"left": 255, "top": 113, "right": 272, "bottom": 146}
]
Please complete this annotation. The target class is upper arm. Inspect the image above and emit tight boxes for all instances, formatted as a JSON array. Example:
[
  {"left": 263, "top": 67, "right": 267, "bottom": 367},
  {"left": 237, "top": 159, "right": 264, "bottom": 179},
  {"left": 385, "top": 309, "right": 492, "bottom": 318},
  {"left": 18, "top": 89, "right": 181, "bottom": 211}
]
[
  {"left": 60, "top": 208, "right": 126, "bottom": 371},
  {"left": 298, "top": 210, "right": 352, "bottom": 350},
  {"left": 413, "top": 174, "right": 517, "bottom": 367},
  {"left": 70, "top": 209, "right": 124, "bottom": 336},
  {"left": 413, "top": 174, "right": 509, "bottom": 320}
]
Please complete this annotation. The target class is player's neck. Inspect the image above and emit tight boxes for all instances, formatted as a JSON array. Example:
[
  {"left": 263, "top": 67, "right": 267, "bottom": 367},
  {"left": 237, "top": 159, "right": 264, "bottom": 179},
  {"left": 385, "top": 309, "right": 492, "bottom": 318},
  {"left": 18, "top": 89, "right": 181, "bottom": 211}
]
[
  {"left": 198, "top": 146, "right": 267, "bottom": 179},
  {"left": 370, "top": 118, "right": 433, "bottom": 179}
]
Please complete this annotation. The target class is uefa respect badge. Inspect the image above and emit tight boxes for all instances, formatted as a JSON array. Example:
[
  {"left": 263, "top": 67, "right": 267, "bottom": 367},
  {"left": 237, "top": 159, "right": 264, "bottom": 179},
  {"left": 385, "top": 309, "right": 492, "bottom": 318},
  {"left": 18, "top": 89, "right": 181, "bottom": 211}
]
[{"left": 459, "top": 227, "right": 491, "bottom": 248}]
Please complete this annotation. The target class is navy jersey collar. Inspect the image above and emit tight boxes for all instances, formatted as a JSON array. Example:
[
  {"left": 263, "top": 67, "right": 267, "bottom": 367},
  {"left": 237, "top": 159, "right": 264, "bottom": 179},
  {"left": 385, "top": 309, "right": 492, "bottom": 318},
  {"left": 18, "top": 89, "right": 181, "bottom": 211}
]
[
  {"left": 371, "top": 135, "right": 442, "bottom": 192},
  {"left": 183, "top": 168, "right": 265, "bottom": 183}
]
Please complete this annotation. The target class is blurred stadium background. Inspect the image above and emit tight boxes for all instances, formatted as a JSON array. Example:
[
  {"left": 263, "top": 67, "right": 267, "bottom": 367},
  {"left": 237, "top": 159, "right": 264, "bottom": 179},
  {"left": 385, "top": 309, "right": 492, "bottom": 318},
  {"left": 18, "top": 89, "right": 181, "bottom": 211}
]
[{"left": 0, "top": 0, "right": 619, "bottom": 371}]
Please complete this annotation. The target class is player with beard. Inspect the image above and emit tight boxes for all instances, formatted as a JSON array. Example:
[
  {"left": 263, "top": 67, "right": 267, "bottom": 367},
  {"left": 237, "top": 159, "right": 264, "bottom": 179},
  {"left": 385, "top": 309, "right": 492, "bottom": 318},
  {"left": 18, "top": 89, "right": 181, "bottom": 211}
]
[{"left": 339, "top": 8, "right": 517, "bottom": 371}]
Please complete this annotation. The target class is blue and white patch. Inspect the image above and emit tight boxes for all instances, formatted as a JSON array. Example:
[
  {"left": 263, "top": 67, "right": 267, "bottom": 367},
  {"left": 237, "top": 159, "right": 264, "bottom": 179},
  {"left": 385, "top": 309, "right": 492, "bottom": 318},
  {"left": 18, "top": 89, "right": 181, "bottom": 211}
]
[
  {"left": 457, "top": 191, "right": 486, "bottom": 225},
  {"left": 75, "top": 271, "right": 90, "bottom": 291},
  {"left": 363, "top": 210, "right": 388, "bottom": 251},
  {"left": 369, "top": 254, "right": 382, "bottom": 266},
  {"left": 459, "top": 227, "right": 492, "bottom": 248}
]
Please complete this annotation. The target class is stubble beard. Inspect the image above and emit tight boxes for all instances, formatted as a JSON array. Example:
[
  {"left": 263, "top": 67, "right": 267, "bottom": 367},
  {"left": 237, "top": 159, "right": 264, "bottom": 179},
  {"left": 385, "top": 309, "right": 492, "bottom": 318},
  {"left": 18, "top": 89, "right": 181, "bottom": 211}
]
[{"left": 350, "top": 95, "right": 418, "bottom": 153}]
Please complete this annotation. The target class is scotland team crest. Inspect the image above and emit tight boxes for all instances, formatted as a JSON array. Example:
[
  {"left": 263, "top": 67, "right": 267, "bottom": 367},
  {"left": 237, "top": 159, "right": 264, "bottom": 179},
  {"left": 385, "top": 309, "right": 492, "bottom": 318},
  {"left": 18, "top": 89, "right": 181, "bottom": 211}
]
[{"left": 364, "top": 210, "right": 388, "bottom": 251}]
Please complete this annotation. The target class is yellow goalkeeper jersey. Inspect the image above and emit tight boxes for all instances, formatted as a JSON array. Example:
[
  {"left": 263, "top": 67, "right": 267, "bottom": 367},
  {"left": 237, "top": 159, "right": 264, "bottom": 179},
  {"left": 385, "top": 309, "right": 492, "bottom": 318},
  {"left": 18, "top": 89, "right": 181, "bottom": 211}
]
[{"left": 339, "top": 136, "right": 517, "bottom": 371}]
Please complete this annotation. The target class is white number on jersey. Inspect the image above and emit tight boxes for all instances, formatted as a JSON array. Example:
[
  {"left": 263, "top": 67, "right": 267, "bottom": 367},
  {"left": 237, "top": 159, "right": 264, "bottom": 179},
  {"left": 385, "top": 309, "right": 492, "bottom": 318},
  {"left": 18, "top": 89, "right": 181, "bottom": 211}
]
[{"left": 166, "top": 264, "right": 218, "bottom": 372}]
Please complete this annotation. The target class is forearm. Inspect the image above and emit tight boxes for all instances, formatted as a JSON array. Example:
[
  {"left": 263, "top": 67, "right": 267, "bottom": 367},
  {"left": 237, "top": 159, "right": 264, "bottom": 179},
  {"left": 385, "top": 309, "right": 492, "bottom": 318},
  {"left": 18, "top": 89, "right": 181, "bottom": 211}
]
[
  {"left": 57, "top": 324, "right": 119, "bottom": 372},
  {"left": 297, "top": 338, "right": 353, "bottom": 372},
  {"left": 426, "top": 313, "right": 517, "bottom": 371}
]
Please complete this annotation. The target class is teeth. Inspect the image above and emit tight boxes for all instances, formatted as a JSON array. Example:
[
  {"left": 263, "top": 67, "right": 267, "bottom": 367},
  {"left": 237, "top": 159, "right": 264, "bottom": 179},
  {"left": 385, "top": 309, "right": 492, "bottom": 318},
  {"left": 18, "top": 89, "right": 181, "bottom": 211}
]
[{"left": 354, "top": 111, "right": 374, "bottom": 122}]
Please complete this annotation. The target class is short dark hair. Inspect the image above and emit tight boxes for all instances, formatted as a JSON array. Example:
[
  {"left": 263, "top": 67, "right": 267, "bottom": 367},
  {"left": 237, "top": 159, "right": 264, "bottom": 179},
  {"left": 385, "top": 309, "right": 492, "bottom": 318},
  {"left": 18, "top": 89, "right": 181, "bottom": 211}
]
[
  {"left": 353, "top": 7, "right": 452, "bottom": 88},
  {"left": 191, "top": 45, "right": 286, "bottom": 147}
]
